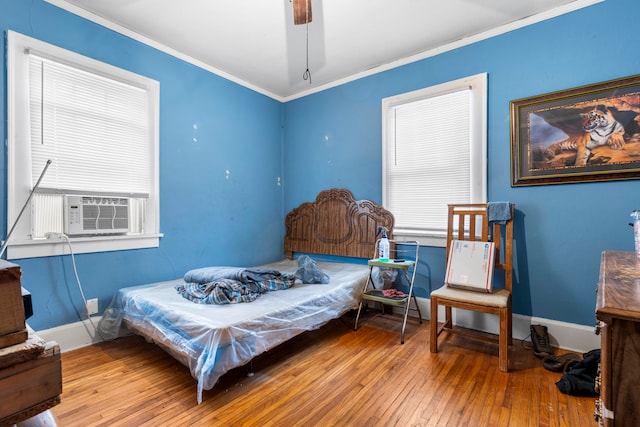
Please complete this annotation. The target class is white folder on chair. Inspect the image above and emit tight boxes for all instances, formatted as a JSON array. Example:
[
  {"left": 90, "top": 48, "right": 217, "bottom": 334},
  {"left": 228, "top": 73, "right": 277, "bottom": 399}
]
[{"left": 445, "top": 240, "right": 495, "bottom": 293}]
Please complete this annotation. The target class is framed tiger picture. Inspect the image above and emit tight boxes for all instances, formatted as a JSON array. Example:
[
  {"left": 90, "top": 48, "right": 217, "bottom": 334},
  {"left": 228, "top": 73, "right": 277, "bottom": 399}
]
[{"left": 510, "top": 74, "right": 640, "bottom": 186}]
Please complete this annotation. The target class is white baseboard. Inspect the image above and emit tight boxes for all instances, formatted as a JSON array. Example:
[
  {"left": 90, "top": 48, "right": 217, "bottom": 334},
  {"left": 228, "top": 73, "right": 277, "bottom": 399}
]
[
  {"left": 410, "top": 297, "right": 600, "bottom": 354},
  {"left": 35, "top": 315, "right": 105, "bottom": 352},
  {"left": 38, "top": 297, "right": 601, "bottom": 354}
]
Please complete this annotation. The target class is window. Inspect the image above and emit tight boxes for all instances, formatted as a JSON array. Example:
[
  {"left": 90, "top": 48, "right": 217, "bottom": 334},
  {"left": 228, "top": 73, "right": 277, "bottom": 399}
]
[
  {"left": 7, "top": 31, "right": 161, "bottom": 259},
  {"left": 382, "top": 73, "right": 487, "bottom": 246}
]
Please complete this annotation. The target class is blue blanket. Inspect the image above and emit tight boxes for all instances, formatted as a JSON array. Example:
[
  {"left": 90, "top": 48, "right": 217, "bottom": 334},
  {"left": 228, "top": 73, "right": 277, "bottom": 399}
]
[
  {"left": 184, "top": 266, "right": 286, "bottom": 284},
  {"left": 177, "top": 267, "right": 295, "bottom": 305}
]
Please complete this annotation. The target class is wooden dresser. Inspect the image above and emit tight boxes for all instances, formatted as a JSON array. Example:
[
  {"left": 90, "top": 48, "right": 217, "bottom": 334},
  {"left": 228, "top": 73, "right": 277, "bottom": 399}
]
[{"left": 595, "top": 250, "right": 640, "bottom": 426}]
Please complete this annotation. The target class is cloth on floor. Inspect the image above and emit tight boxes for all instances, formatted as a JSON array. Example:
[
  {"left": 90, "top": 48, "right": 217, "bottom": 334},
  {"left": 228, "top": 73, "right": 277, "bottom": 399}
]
[
  {"left": 487, "top": 202, "right": 512, "bottom": 224},
  {"left": 555, "top": 349, "right": 600, "bottom": 396}
]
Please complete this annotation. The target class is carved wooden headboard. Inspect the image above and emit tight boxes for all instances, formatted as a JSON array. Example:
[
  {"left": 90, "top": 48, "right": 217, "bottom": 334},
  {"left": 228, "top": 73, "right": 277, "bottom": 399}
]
[{"left": 284, "top": 188, "right": 394, "bottom": 259}]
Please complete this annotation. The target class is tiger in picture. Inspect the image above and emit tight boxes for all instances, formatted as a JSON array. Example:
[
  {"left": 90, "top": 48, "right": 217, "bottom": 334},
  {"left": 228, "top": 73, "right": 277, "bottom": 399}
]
[{"left": 543, "top": 104, "right": 626, "bottom": 167}]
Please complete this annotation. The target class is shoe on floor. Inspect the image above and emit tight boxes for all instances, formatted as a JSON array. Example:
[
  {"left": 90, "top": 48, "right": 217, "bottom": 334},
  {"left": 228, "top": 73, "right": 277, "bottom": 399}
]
[
  {"left": 542, "top": 353, "right": 581, "bottom": 372},
  {"left": 530, "top": 324, "right": 553, "bottom": 358}
]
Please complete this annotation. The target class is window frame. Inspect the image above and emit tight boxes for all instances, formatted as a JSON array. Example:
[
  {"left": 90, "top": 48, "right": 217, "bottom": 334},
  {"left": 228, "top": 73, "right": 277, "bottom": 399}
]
[
  {"left": 7, "top": 31, "right": 162, "bottom": 259},
  {"left": 381, "top": 73, "right": 487, "bottom": 247}
]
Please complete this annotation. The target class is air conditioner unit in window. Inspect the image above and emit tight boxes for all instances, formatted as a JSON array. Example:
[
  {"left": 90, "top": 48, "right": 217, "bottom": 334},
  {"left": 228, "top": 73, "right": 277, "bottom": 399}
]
[{"left": 64, "top": 195, "right": 130, "bottom": 236}]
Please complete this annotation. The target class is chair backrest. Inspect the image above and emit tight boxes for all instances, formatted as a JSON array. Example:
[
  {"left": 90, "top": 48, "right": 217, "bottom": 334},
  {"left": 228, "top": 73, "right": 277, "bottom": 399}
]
[{"left": 446, "top": 204, "right": 514, "bottom": 293}]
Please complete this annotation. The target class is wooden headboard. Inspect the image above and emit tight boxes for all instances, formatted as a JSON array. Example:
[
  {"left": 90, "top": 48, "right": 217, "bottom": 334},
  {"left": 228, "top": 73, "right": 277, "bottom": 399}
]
[{"left": 284, "top": 188, "right": 394, "bottom": 259}]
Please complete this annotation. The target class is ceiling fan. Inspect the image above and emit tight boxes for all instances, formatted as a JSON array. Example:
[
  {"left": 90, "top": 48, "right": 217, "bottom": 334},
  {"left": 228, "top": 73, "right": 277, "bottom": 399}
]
[
  {"left": 292, "top": 0, "right": 312, "bottom": 25},
  {"left": 290, "top": 0, "right": 314, "bottom": 83}
]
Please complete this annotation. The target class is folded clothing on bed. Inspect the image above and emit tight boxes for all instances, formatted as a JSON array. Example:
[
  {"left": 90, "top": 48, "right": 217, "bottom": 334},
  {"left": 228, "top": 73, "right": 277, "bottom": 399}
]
[
  {"left": 177, "top": 267, "right": 296, "bottom": 305},
  {"left": 184, "top": 266, "right": 288, "bottom": 284}
]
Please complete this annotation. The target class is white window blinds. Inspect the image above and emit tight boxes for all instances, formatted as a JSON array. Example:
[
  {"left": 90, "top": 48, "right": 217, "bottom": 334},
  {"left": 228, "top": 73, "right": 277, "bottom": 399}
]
[
  {"left": 382, "top": 73, "right": 487, "bottom": 240},
  {"left": 8, "top": 31, "right": 160, "bottom": 258},
  {"left": 386, "top": 89, "right": 471, "bottom": 233},
  {"left": 28, "top": 53, "right": 151, "bottom": 197}
]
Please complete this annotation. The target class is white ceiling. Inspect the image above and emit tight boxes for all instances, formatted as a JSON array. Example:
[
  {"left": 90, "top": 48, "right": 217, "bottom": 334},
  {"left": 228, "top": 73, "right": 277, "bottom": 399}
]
[{"left": 47, "top": 0, "right": 599, "bottom": 101}]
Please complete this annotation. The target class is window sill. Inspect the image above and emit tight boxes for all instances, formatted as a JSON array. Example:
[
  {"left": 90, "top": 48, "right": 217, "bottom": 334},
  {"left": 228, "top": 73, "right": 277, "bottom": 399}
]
[
  {"left": 392, "top": 232, "right": 446, "bottom": 248},
  {"left": 6, "top": 233, "right": 164, "bottom": 259}
]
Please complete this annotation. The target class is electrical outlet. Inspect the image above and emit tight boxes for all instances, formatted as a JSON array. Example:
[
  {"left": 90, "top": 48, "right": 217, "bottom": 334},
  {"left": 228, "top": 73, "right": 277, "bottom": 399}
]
[{"left": 86, "top": 298, "right": 98, "bottom": 316}]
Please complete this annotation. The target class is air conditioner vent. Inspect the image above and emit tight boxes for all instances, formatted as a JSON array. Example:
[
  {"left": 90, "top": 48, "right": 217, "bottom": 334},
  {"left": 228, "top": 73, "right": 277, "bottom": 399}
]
[{"left": 65, "top": 195, "right": 130, "bottom": 236}]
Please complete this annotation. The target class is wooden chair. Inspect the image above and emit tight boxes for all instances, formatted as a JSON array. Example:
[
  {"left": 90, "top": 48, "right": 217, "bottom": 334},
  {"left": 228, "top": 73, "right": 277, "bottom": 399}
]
[{"left": 430, "top": 203, "right": 514, "bottom": 371}]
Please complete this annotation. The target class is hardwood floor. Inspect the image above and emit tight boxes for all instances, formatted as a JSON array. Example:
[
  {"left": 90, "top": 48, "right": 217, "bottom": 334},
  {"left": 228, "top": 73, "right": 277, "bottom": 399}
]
[{"left": 51, "top": 312, "right": 596, "bottom": 426}]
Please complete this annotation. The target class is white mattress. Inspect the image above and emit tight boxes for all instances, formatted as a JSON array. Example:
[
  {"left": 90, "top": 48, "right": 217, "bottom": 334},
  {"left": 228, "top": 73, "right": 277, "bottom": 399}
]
[{"left": 99, "top": 259, "right": 369, "bottom": 403}]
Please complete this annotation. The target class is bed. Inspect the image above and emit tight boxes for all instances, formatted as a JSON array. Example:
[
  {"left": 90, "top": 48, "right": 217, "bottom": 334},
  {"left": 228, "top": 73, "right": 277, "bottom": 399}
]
[{"left": 99, "top": 188, "right": 394, "bottom": 403}]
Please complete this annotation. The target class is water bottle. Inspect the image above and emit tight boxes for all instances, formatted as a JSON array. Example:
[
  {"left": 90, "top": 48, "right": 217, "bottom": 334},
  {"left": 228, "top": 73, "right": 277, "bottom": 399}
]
[
  {"left": 379, "top": 227, "right": 390, "bottom": 262},
  {"left": 632, "top": 210, "right": 640, "bottom": 259}
]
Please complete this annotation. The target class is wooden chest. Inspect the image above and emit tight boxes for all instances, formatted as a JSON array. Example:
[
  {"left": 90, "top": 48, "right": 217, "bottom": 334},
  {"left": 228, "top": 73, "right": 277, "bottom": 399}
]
[
  {"left": 0, "top": 334, "right": 62, "bottom": 425},
  {"left": 0, "top": 260, "right": 27, "bottom": 348}
]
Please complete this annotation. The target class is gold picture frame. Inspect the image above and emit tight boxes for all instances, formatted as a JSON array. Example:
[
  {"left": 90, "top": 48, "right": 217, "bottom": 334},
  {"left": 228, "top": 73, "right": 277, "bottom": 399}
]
[{"left": 510, "top": 74, "right": 640, "bottom": 186}]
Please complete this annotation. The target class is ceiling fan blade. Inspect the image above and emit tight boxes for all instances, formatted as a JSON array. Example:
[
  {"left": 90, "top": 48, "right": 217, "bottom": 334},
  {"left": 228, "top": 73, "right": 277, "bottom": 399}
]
[{"left": 293, "top": 0, "right": 312, "bottom": 25}]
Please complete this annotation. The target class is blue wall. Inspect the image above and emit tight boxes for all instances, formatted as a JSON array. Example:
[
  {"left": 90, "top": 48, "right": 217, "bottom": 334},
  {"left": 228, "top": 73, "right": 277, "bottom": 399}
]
[
  {"left": 2, "top": 0, "right": 639, "bottom": 331},
  {"left": 283, "top": 0, "right": 640, "bottom": 327},
  {"left": 1, "top": 0, "right": 285, "bottom": 330}
]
